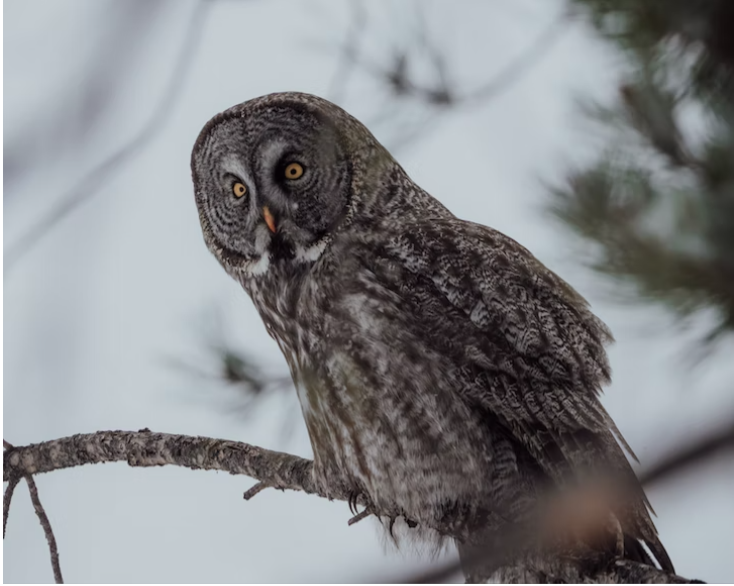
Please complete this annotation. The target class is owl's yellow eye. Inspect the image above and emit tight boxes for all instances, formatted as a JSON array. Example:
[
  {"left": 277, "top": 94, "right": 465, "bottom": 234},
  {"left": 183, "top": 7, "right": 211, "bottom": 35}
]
[
  {"left": 232, "top": 182, "right": 247, "bottom": 198},
  {"left": 284, "top": 162, "right": 304, "bottom": 180}
]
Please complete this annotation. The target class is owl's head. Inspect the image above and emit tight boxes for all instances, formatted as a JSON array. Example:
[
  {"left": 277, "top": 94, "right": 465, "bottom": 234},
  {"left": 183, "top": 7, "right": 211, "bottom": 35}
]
[{"left": 191, "top": 92, "right": 393, "bottom": 279}]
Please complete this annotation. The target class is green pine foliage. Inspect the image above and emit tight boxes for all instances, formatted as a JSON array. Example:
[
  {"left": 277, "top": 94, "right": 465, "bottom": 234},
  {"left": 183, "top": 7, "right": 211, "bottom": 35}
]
[{"left": 552, "top": 0, "right": 734, "bottom": 340}]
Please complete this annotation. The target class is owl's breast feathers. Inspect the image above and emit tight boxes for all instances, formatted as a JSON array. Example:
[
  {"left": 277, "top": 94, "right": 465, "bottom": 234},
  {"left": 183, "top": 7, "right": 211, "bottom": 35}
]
[{"left": 248, "top": 214, "right": 673, "bottom": 573}]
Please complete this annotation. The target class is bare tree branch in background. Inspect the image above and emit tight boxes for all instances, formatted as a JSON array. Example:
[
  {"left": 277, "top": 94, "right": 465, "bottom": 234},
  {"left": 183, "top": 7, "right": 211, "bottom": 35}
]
[
  {"left": 4, "top": 0, "right": 211, "bottom": 273},
  {"left": 326, "top": 0, "right": 368, "bottom": 104},
  {"left": 638, "top": 418, "right": 734, "bottom": 487},
  {"left": 328, "top": 2, "right": 568, "bottom": 152},
  {"left": 372, "top": 5, "right": 568, "bottom": 108},
  {"left": 3, "top": 1, "right": 169, "bottom": 196},
  {"left": 6, "top": 423, "right": 731, "bottom": 583},
  {"left": 165, "top": 305, "right": 301, "bottom": 445}
]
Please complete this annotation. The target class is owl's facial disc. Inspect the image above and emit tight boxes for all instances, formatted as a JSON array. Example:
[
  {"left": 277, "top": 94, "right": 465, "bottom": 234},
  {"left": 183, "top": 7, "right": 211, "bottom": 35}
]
[{"left": 192, "top": 99, "right": 353, "bottom": 277}]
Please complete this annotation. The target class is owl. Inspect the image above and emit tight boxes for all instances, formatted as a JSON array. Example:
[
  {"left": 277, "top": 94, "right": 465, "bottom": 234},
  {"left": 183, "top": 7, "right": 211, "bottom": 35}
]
[{"left": 190, "top": 92, "right": 673, "bottom": 576}]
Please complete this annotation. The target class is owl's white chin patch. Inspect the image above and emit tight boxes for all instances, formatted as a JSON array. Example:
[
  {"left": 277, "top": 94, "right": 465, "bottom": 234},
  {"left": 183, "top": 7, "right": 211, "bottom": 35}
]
[
  {"left": 243, "top": 253, "right": 271, "bottom": 276},
  {"left": 295, "top": 238, "right": 328, "bottom": 263}
]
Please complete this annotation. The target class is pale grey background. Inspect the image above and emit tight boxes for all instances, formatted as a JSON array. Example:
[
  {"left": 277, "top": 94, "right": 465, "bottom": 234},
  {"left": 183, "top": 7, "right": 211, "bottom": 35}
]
[{"left": 4, "top": 0, "right": 733, "bottom": 582}]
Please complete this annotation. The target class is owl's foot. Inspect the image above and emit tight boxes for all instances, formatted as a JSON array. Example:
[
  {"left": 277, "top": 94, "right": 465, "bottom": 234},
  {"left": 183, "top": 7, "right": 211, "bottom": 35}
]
[
  {"left": 344, "top": 491, "right": 419, "bottom": 530},
  {"left": 346, "top": 489, "right": 375, "bottom": 525}
]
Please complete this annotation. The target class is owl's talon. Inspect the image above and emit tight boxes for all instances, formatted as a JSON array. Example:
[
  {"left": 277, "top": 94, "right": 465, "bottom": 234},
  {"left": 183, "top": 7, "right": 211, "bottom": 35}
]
[
  {"left": 387, "top": 515, "right": 397, "bottom": 538},
  {"left": 347, "top": 491, "right": 360, "bottom": 515}
]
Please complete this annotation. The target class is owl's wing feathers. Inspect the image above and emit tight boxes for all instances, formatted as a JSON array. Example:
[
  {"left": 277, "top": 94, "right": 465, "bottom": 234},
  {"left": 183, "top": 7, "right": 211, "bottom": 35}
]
[{"left": 362, "top": 216, "right": 672, "bottom": 572}]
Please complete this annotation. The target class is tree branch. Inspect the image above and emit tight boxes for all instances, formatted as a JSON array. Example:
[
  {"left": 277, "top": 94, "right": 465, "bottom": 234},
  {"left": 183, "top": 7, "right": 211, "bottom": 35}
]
[
  {"left": 26, "top": 475, "right": 64, "bottom": 584},
  {"left": 3, "top": 430, "right": 321, "bottom": 499},
  {"left": 639, "top": 420, "right": 734, "bottom": 486},
  {"left": 5, "top": 424, "right": 728, "bottom": 583}
]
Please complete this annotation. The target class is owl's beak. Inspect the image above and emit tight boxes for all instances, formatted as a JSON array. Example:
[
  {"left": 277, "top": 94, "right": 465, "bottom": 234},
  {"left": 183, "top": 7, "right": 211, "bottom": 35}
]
[{"left": 262, "top": 206, "right": 277, "bottom": 233}]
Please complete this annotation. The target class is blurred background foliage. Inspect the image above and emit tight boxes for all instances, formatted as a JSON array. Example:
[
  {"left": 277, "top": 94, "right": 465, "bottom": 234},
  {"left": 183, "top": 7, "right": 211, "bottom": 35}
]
[{"left": 552, "top": 0, "right": 734, "bottom": 343}]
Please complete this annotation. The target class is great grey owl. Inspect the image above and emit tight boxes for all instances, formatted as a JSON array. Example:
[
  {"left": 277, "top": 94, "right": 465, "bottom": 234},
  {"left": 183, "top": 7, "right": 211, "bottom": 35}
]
[{"left": 191, "top": 92, "right": 673, "bottom": 575}]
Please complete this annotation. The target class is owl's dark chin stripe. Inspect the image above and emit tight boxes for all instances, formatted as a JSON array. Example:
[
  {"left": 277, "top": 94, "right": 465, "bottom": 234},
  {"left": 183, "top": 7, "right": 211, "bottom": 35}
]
[
  {"left": 215, "top": 243, "right": 252, "bottom": 268},
  {"left": 268, "top": 233, "right": 296, "bottom": 262}
]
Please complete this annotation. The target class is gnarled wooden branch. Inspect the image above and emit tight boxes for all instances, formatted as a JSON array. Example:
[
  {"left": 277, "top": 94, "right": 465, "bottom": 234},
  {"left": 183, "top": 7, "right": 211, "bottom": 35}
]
[
  {"left": 5, "top": 427, "right": 721, "bottom": 584},
  {"left": 3, "top": 430, "right": 320, "bottom": 498}
]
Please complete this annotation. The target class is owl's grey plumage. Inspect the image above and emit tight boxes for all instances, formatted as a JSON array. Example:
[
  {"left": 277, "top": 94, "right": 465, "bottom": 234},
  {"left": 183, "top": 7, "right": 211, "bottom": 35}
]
[{"left": 191, "top": 92, "right": 673, "bottom": 575}]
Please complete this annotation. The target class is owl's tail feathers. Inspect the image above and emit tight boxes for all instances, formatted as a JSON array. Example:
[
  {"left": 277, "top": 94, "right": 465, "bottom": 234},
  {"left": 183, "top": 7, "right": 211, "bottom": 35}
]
[
  {"left": 623, "top": 533, "right": 655, "bottom": 566},
  {"left": 578, "top": 509, "right": 674, "bottom": 574},
  {"left": 631, "top": 513, "right": 675, "bottom": 573},
  {"left": 644, "top": 534, "right": 675, "bottom": 574},
  {"left": 591, "top": 429, "right": 675, "bottom": 573},
  {"left": 542, "top": 479, "right": 674, "bottom": 573},
  {"left": 612, "top": 493, "right": 673, "bottom": 573}
]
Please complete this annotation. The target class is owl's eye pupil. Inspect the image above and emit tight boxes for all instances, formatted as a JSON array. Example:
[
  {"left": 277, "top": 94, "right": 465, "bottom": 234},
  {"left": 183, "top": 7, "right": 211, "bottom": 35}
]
[
  {"left": 233, "top": 182, "right": 247, "bottom": 198},
  {"left": 284, "top": 162, "right": 304, "bottom": 180}
]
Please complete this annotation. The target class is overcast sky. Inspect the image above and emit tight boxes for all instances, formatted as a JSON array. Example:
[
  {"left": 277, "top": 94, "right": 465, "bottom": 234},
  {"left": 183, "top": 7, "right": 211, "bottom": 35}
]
[{"left": 4, "top": 0, "right": 734, "bottom": 583}]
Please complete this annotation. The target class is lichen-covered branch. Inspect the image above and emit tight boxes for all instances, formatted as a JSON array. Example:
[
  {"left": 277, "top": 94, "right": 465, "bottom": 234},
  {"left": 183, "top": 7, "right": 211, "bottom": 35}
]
[
  {"left": 4, "top": 428, "right": 717, "bottom": 584},
  {"left": 3, "top": 430, "right": 319, "bottom": 499}
]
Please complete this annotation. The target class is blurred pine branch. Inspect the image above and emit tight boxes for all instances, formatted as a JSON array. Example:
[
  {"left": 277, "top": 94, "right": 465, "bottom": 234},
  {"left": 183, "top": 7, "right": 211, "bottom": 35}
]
[{"left": 552, "top": 0, "right": 734, "bottom": 342}]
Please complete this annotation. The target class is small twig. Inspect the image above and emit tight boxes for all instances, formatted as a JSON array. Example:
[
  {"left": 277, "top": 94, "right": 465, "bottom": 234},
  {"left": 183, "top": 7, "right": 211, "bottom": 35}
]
[
  {"left": 243, "top": 482, "right": 269, "bottom": 501},
  {"left": 26, "top": 476, "right": 63, "bottom": 584},
  {"left": 341, "top": 6, "right": 569, "bottom": 154},
  {"left": 460, "top": 11, "right": 568, "bottom": 107},
  {"left": 382, "top": 9, "right": 567, "bottom": 108},
  {"left": 3, "top": 439, "right": 19, "bottom": 540},
  {"left": 326, "top": 0, "right": 367, "bottom": 103},
  {"left": 347, "top": 508, "right": 372, "bottom": 526},
  {"left": 3, "top": 476, "right": 21, "bottom": 539}
]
